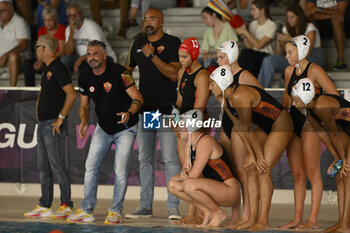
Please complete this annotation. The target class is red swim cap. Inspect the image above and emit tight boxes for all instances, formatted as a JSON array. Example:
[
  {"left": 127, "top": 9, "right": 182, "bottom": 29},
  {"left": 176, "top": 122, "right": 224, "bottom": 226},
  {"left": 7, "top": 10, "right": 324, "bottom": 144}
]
[{"left": 179, "top": 37, "right": 200, "bottom": 62}]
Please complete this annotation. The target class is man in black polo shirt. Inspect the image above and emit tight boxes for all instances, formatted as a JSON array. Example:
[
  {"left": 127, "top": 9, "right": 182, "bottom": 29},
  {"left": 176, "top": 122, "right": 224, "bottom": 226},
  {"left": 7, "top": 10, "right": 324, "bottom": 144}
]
[
  {"left": 67, "top": 40, "right": 143, "bottom": 224},
  {"left": 24, "top": 35, "right": 77, "bottom": 219},
  {"left": 125, "top": 8, "right": 182, "bottom": 220}
]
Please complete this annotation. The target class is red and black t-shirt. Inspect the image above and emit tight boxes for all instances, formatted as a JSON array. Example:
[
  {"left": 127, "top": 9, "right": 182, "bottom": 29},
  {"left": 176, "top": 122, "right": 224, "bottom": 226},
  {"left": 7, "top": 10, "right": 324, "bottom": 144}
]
[
  {"left": 38, "top": 58, "right": 72, "bottom": 121},
  {"left": 78, "top": 62, "right": 138, "bottom": 135}
]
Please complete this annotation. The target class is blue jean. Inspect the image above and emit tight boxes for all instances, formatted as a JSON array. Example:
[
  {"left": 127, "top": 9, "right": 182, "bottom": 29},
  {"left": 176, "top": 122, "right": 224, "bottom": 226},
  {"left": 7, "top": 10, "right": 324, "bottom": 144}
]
[
  {"left": 37, "top": 119, "right": 72, "bottom": 208},
  {"left": 258, "top": 48, "right": 325, "bottom": 88},
  {"left": 80, "top": 123, "right": 137, "bottom": 214},
  {"left": 137, "top": 114, "right": 181, "bottom": 210}
]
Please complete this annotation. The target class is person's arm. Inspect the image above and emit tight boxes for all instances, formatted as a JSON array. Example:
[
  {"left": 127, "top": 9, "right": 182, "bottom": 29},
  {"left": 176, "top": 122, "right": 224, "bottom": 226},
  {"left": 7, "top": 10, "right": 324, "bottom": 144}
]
[
  {"left": 283, "top": 66, "right": 293, "bottom": 108},
  {"left": 79, "top": 94, "right": 90, "bottom": 139},
  {"left": 236, "top": 23, "right": 275, "bottom": 50},
  {"left": 117, "top": 84, "right": 144, "bottom": 124},
  {"left": 310, "top": 64, "right": 339, "bottom": 95},
  {"left": 275, "top": 32, "right": 291, "bottom": 56},
  {"left": 305, "top": 1, "right": 347, "bottom": 20},
  {"left": 73, "top": 54, "right": 87, "bottom": 73},
  {"left": 142, "top": 43, "right": 181, "bottom": 82},
  {"left": 64, "top": 26, "right": 76, "bottom": 56},
  {"left": 57, "top": 39, "right": 65, "bottom": 57},
  {"left": 305, "top": 30, "right": 316, "bottom": 52},
  {"left": 187, "top": 136, "right": 213, "bottom": 178},
  {"left": 230, "top": 86, "right": 269, "bottom": 173},
  {"left": 175, "top": 69, "right": 184, "bottom": 109},
  {"left": 51, "top": 83, "right": 77, "bottom": 135},
  {"left": 193, "top": 70, "right": 210, "bottom": 112}
]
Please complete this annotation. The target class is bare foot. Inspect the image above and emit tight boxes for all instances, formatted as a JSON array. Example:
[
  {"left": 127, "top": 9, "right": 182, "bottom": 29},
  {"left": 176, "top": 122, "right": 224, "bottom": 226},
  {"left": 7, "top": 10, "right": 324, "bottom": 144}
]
[
  {"left": 183, "top": 216, "right": 203, "bottom": 225},
  {"left": 222, "top": 216, "right": 242, "bottom": 227},
  {"left": 333, "top": 226, "right": 350, "bottom": 233},
  {"left": 249, "top": 222, "right": 269, "bottom": 231},
  {"left": 172, "top": 215, "right": 192, "bottom": 225},
  {"left": 235, "top": 219, "right": 256, "bottom": 230},
  {"left": 208, "top": 210, "right": 226, "bottom": 227},
  {"left": 296, "top": 221, "right": 318, "bottom": 230},
  {"left": 225, "top": 218, "right": 247, "bottom": 229},
  {"left": 323, "top": 223, "right": 339, "bottom": 233},
  {"left": 279, "top": 219, "right": 303, "bottom": 229},
  {"left": 196, "top": 211, "right": 212, "bottom": 228}
]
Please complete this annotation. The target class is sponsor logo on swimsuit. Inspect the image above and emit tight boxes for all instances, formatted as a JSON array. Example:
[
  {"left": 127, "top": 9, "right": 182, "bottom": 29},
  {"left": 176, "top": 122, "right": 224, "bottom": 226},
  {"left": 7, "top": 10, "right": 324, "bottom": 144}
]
[
  {"left": 143, "top": 110, "right": 161, "bottom": 129},
  {"left": 103, "top": 82, "right": 112, "bottom": 93},
  {"left": 157, "top": 45, "right": 165, "bottom": 54},
  {"left": 89, "top": 86, "right": 95, "bottom": 93},
  {"left": 46, "top": 71, "right": 52, "bottom": 81},
  {"left": 79, "top": 87, "right": 85, "bottom": 93}
]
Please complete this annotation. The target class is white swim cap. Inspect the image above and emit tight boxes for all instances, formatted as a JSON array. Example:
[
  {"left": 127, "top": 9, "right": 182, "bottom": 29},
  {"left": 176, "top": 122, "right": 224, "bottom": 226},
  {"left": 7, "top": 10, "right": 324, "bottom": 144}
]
[
  {"left": 292, "top": 78, "right": 315, "bottom": 105},
  {"left": 218, "top": 40, "right": 239, "bottom": 64},
  {"left": 289, "top": 35, "right": 310, "bottom": 61},
  {"left": 210, "top": 65, "right": 234, "bottom": 92},
  {"left": 181, "top": 109, "right": 203, "bottom": 133}
]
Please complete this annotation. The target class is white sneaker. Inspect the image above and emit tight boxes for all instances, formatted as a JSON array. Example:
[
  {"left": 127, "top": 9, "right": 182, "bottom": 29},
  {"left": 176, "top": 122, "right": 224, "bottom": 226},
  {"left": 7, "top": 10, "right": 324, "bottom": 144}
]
[
  {"left": 24, "top": 205, "right": 53, "bottom": 218},
  {"left": 51, "top": 204, "right": 72, "bottom": 219},
  {"left": 66, "top": 208, "right": 95, "bottom": 223}
]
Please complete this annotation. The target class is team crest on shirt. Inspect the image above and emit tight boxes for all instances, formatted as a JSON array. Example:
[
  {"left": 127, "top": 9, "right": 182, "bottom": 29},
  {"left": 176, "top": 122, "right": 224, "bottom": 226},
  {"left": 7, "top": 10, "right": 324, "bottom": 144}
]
[
  {"left": 157, "top": 45, "right": 165, "bottom": 54},
  {"left": 89, "top": 86, "right": 95, "bottom": 92},
  {"left": 46, "top": 71, "right": 52, "bottom": 80},
  {"left": 181, "top": 81, "right": 186, "bottom": 91},
  {"left": 104, "top": 82, "right": 112, "bottom": 93}
]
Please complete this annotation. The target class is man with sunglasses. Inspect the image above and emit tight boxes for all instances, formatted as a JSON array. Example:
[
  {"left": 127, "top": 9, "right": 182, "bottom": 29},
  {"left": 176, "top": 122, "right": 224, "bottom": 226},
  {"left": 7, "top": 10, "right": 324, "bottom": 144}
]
[{"left": 24, "top": 34, "right": 77, "bottom": 219}]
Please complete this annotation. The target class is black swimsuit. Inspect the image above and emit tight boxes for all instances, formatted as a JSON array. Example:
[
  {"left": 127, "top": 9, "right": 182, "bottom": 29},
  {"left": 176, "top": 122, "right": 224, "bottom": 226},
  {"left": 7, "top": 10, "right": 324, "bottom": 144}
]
[
  {"left": 227, "top": 84, "right": 284, "bottom": 135},
  {"left": 222, "top": 69, "right": 245, "bottom": 139},
  {"left": 287, "top": 62, "right": 322, "bottom": 137},
  {"left": 179, "top": 67, "right": 205, "bottom": 114},
  {"left": 190, "top": 134, "right": 234, "bottom": 182}
]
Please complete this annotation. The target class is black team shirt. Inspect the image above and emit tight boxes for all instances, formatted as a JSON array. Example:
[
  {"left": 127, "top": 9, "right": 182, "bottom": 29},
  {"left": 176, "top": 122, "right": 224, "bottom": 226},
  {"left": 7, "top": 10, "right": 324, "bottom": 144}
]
[
  {"left": 78, "top": 62, "right": 138, "bottom": 135},
  {"left": 38, "top": 58, "right": 72, "bottom": 121},
  {"left": 128, "top": 33, "right": 181, "bottom": 114}
]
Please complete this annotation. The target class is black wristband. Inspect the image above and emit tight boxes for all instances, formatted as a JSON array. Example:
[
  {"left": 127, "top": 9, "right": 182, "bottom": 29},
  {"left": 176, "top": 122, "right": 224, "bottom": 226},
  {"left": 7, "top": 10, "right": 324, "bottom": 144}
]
[{"left": 148, "top": 53, "right": 155, "bottom": 59}]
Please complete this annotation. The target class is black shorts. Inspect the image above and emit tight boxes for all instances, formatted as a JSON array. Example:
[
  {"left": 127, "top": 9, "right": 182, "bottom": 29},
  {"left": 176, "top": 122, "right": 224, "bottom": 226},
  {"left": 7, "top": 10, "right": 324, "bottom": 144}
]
[
  {"left": 222, "top": 111, "right": 233, "bottom": 139},
  {"left": 290, "top": 105, "right": 306, "bottom": 137}
]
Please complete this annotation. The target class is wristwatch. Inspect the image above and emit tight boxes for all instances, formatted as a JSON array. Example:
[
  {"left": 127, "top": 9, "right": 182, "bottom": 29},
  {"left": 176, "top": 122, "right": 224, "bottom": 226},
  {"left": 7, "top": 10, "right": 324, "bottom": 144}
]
[
  {"left": 148, "top": 53, "right": 155, "bottom": 59},
  {"left": 58, "top": 114, "right": 66, "bottom": 120}
]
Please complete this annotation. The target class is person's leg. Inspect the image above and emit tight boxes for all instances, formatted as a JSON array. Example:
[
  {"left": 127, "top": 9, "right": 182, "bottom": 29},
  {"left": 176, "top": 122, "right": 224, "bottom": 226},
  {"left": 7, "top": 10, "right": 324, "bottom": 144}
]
[
  {"left": 80, "top": 124, "right": 113, "bottom": 214},
  {"left": 110, "top": 126, "right": 137, "bottom": 214},
  {"left": 22, "top": 58, "right": 36, "bottom": 87},
  {"left": 8, "top": 52, "right": 21, "bottom": 86},
  {"left": 158, "top": 122, "right": 181, "bottom": 211},
  {"left": 331, "top": 2, "right": 347, "bottom": 63},
  {"left": 37, "top": 121, "right": 54, "bottom": 208},
  {"left": 44, "top": 121, "right": 73, "bottom": 208},
  {"left": 249, "top": 129, "right": 293, "bottom": 231},
  {"left": 335, "top": 162, "right": 350, "bottom": 233},
  {"left": 228, "top": 130, "right": 249, "bottom": 226},
  {"left": 297, "top": 122, "right": 322, "bottom": 230},
  {"left": 137, "top": 114, "right": 157, "bottom": 210},
  {"left": 258, "top": 55, "right": 288, "bottom": 88},
  {"left": 183, "top": 178, "right": 241, "bottom": 227},
  {"left": 117, "top": 0, "right": 130, "bottom": 37},
  {"left": 279, "top": 135, "right": 306, "bottom": 229},
  {"left": 89, "top": 0, "right": 104, "bottom": 27}
]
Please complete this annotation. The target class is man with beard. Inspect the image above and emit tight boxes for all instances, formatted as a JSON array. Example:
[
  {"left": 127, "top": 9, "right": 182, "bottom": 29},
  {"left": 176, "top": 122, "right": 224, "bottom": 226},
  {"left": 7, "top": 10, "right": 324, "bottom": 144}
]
[
  {"left": 124, "top": 8, "right": 182, "bottom": 220},
  {"left": 61, "top": 4, "right": 116, "bottom": 74},
  {"left": 67, "top": 40, "right": 143, "bottom": 224}
]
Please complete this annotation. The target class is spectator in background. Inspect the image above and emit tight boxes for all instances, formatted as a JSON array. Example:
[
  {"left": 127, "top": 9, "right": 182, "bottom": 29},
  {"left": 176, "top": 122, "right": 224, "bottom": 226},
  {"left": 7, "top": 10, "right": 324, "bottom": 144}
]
[
  {"left": 23, "top": 6, "right": 65, "bottom": 86},
  {"left": 235, "top": 0, "right": 277, "bottom": 77},
  {"left": 0, "top": 0, "right": 30, "bottom": 86},
  {"left": 200, "top": 6, "right": 238, "bottom": 68},
  {"left": 62, "top": 4, "right": 117, "bottom": 74},
  {"left": 125, "top": 0, "right": 178, "bottom": 39},
  {"left": 36, "top": 0, "right": 67, "bottom": 30},
  {"left": 257, "top": 4, "right": 324, "bottom": 88},
  {"left": 89, "top": 0, "right": 130, "bottom": 39},
  {"left": 226, "top": 0, "right": 253, "bottom": 23},
  {"left": 305, "top": 0, "right": 348, "bottom": 71}
]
